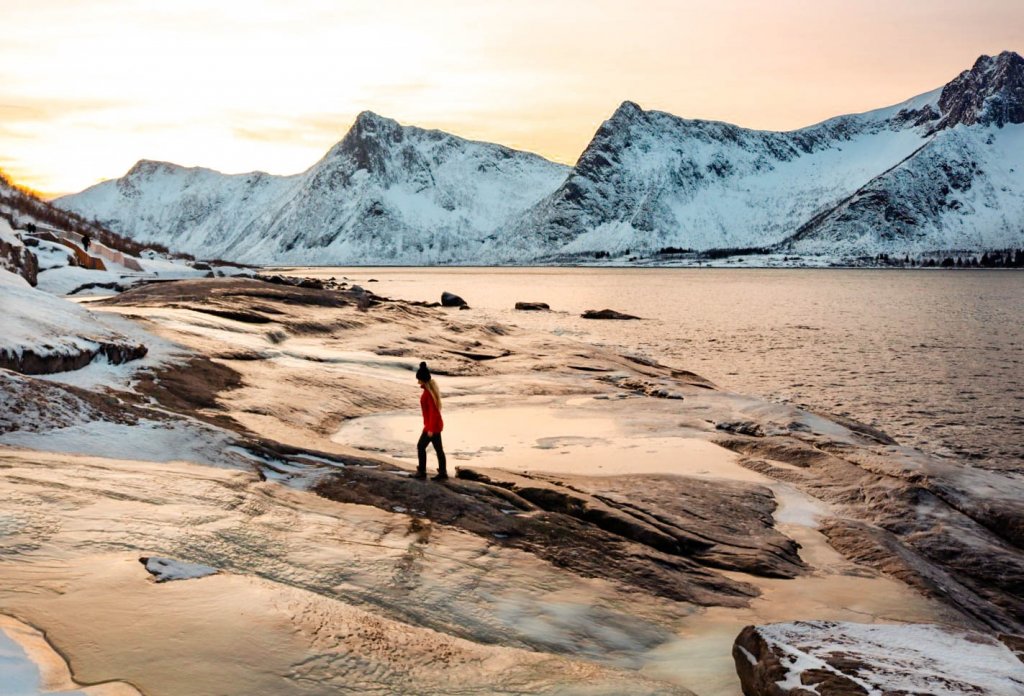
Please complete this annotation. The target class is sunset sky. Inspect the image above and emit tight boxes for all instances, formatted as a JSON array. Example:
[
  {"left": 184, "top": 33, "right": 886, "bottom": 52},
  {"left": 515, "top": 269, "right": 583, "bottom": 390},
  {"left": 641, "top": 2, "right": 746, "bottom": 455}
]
[{"left": 1, "top": 0, "right": 1022, "bottom": 196}]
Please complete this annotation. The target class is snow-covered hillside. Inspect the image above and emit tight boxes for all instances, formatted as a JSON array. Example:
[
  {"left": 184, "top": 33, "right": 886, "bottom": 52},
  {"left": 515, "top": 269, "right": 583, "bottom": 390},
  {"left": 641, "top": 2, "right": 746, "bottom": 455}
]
[
  {"left": 507, "top": 51, "right": 1024, "bottom": 259},
  {"left": 500, "top": 92, "right": 940, "bottom": 257},
  {"left": 58, "top": 112, "right": 569, "bottom": 264},
  {"left": 56, "top": 52, "right": 1024, "bottom": 264}
]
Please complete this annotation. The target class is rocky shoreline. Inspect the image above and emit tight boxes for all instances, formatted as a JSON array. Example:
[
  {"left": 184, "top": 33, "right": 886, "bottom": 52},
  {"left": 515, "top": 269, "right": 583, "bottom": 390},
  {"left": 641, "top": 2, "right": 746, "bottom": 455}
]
[{"left": 1, "top": 274, "right": 1022, "bottom": 694}]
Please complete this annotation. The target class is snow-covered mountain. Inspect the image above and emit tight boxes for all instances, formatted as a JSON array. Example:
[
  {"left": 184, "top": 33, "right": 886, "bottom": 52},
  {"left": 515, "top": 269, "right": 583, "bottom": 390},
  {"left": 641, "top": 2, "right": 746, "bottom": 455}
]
[
  {"left": 57, "top": 112, "right": 569, "bottom": 264},
  {"left": 508, "top": 50, "right": 1024, "bottom": 259},
  {"left": 788, "top": 52, "right": 1024, "bottom": 255},
  {"left": 57, "top": 52, "right": 1024, "bottom": 264}
]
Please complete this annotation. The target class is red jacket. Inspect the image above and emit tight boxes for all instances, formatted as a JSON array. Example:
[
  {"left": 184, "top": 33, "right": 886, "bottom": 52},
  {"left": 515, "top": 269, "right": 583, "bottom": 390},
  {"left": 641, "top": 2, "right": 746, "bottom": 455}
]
[{"left": 421, "top": 389, "right": 443, "bottom": 433}]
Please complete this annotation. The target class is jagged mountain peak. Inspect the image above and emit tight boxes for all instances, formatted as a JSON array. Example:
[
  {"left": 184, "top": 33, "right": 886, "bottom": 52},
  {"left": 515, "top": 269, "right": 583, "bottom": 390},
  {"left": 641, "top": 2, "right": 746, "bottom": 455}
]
[
  {"left": 349, "top": 110, "right": 403, "bottom": 137},
  {"left": 609, "top": 100, "right": 645, "bottom": 122},
  {"left": 56, "top": 108, "right": 569, "bottom": 264},
  {"left": 935, "top": 50, "right": 1024, "bottom": 130},
  {"left": 322, "top": 111, "right": 408, "bottom": 174},
  {"left": 125, "top": 159, "right": 188, "bottom": 178},
  {"left": 974, "top": 50, "right": 1023, "bottom": 72}
]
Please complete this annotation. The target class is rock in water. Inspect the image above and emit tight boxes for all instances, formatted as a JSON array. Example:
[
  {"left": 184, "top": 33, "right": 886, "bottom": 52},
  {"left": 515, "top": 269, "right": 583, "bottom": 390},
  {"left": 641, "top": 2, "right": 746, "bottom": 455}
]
[
  {"left": 581, "top": 308, "right": 640, "bottom": 320},
  {"left": 441, "top": 291, "right": 468, "bottom": 307},
  {"left": 515, "top": 302, "right": 550, "bottom": 311},
  {"left": 733, "top": 621, "right": 1024, "bottom": 696}
]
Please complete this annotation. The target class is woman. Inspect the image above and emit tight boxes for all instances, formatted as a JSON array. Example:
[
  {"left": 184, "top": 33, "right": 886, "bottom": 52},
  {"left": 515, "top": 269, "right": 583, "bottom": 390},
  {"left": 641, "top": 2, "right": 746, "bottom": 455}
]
[{"left": 415, "top": 362, "right": 447, "bottom": 480}]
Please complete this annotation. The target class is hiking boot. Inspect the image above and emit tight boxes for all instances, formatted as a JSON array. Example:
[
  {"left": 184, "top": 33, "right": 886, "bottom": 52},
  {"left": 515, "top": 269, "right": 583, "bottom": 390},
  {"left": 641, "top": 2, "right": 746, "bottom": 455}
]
[
  {"left": 413, "top": 470, "right": 427, "bottom": 480},
  {"left": 431, "top": 472, "right": 449, "bottom": 481}
]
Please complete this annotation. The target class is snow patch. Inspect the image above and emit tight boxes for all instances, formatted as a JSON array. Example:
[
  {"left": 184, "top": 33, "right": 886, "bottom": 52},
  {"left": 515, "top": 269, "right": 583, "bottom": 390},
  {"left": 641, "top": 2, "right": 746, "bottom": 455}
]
[
  {"left": 140, "top": 556, "right": 219, "bottom": 582},
  {"left": 757, "top": 621, "right": 1024, "bottom": 696}
]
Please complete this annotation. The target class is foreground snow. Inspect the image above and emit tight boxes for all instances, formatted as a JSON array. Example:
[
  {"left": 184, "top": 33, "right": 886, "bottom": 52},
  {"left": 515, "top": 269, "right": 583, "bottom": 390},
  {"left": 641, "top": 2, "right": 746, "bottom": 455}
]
[
  {"left": 0, "top": 268, "right": 139, "bottom": 366},
  {"left": 140, "top": 557, "right": 219, "bottom": 583}
]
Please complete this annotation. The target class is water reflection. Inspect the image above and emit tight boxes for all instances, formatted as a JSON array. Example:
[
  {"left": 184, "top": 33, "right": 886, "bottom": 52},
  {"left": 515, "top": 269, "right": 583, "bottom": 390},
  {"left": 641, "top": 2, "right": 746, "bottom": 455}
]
[{"left": 287, "top": 267, "right": 1024, "bottom": 470}]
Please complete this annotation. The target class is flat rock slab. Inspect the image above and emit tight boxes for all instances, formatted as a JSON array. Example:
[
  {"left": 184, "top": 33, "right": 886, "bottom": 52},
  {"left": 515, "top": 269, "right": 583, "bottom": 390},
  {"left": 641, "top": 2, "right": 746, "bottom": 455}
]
[
  {"left": 718, "top": 434, "right": 1024, "bottom": 633},
  {"left": 514, "top": 302, "right": 550, "bottom": 311},
  {"left": 733, "top": 620, "right": 1024, "bottom": 696},
  {"left": 314, "top": 465, "right": 804, "bottom": 607}
]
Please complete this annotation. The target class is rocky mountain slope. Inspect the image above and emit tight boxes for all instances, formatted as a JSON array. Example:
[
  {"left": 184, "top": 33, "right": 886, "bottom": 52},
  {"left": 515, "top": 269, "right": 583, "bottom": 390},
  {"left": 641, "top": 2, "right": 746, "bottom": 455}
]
[
  {"left": 510, "top": 51, "right": 1024, "bottom": 259},
  {"left": 57, "top": 113, "right": 569, "bottom": 264},
  {"left": 56, "top": 52, "right": 1024, "bottom": 263}
]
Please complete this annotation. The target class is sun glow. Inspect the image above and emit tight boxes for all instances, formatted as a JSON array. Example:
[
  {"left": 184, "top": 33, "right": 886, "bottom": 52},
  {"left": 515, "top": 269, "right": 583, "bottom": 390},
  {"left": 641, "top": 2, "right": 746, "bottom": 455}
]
[{"left": 1, "top": 0, "right": 1022, "bottom": 195}]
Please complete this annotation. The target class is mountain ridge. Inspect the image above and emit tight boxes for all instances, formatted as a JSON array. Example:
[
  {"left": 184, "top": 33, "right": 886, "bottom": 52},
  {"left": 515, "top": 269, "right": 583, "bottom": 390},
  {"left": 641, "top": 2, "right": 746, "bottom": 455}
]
[{"left": 56, "top": 51, "right": 1024, "bottom": 264}]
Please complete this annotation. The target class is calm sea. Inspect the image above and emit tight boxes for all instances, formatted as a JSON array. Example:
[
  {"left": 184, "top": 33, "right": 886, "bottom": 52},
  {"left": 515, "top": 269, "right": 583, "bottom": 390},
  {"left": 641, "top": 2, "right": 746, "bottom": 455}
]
[{"left": 285, "top": 267, "right": 1024, "bottom": 471}]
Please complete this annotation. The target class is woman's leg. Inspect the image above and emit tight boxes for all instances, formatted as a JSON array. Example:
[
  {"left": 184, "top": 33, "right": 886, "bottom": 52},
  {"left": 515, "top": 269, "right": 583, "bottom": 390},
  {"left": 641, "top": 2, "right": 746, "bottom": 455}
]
[
  {"left": 416, "top": 431, "right": 430, "bottom": 475},
  {"left": 430, "top": 433, "right": 447, "bottom": 475}
]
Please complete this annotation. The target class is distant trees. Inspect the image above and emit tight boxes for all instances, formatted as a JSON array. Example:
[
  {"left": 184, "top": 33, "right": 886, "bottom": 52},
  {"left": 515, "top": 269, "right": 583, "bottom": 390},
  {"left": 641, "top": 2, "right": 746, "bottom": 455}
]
[
  {"left": 700, "top": 246, "right": 771, "bottom": 260},
  {"left": 0, "top": 170, "right": 181, "bottom": 259},
  {"left": 978, "top": 249, "right": 1024, "bottom": 268},
  {"left": 908, "top": 249, "right": 1024, "bottom": 268}
]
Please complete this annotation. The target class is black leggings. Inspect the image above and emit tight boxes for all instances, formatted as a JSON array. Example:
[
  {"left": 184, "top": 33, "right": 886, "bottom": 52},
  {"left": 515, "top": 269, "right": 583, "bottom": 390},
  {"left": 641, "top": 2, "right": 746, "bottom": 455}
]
[{"left": 417, "top": 431, "right": 447, "bottom": 473}]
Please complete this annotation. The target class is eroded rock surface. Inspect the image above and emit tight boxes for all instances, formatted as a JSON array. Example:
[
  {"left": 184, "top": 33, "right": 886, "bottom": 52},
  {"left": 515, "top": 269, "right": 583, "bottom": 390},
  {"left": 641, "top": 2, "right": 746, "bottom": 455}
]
[
  {"left": 314, "top": 465, "right": 804, "bottom": 606},
  {"left": 718, "top": 433, "right": 1024, "bottom": 633}
]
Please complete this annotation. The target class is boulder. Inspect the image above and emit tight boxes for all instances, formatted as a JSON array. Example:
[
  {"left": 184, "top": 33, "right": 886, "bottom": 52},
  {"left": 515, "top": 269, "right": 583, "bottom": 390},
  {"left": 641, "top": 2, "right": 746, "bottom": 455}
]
[
  {"left": 716, "top": 421, "right": 766, "bottom": 437},
  {"left": 515, "top": 302, "right": 550, "bottom": 311},
  {"left": 581, "top": 308, "right": 640, "bottom": 320},
  {"left": 441, "top": 291, "right": 468, "bottom": 307},
  {"left": 733, "top": 621, "right": 1024, "bottom": 696},
  {"left": 0, "top": 222, "right": 38, "bottom": 286}
]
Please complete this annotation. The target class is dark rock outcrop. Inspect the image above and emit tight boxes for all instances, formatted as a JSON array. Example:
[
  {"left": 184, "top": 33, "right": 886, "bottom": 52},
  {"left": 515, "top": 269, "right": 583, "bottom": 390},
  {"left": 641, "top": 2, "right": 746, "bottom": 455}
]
[
  {"left": 514, "top": 302, "right": 550, "bottom": 311},
  {"left": 0, "top": 342, "right": 148, "bottom": 375},
  {"left": 314, "top": 466, "right": 805, "bottom": 606},
  {"left": 0, "top": 230, "right": 38, "bottom": 286},
  {"left": 441, "top": 291, "right": 468, "bottom": 307},
  {"left": 933, "top": 50, "right": 1024, "bottom": 131},
  {"left": 581, "top": 308, "right": 641, "bottom": 320},
  {"left": 716, "top": 421, "right": 767, "bottom": 437}
]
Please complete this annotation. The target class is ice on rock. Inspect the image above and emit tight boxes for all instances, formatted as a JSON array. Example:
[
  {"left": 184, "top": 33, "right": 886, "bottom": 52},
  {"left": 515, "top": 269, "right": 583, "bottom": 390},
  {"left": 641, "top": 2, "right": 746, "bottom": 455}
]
[{"left": 140, "top": 557, "right": 219, "bottom": 583}]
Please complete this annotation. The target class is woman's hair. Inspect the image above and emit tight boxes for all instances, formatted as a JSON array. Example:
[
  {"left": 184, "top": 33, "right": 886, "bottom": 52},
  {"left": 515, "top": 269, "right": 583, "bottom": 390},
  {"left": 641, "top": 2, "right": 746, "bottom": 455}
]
[{"left": 425, "top": 378, "right": 442, "bottom": 411}]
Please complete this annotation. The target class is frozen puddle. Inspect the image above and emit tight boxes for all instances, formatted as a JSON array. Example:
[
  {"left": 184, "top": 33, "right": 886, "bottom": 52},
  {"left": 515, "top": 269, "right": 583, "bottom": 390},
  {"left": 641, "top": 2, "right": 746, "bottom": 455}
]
[
  {"left": 0, "top": 615, "right": 139, "bottom": 695},
  {"left": 333, "top": 399, "right": 757, "bottom": 481}
]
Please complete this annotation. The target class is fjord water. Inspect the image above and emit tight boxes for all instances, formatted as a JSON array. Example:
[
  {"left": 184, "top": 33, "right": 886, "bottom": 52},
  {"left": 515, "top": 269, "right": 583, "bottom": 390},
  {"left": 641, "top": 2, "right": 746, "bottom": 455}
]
[{"left": 288, "top": 267, "right": 1024, "bottom": 470}]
